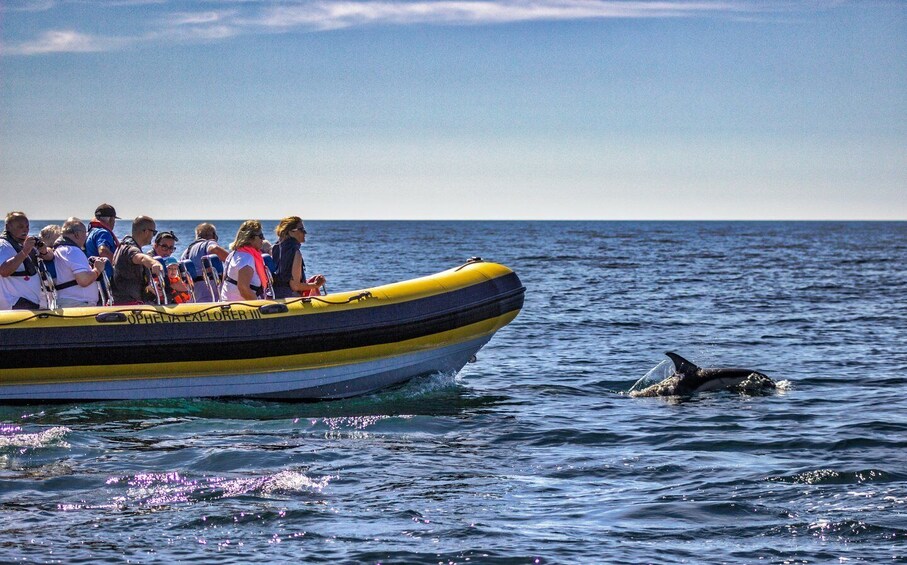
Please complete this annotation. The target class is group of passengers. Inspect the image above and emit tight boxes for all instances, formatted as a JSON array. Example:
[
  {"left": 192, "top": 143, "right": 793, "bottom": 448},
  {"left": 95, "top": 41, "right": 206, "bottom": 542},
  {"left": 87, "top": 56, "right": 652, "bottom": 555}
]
[{"left": 0, "top": 204, "right": 326, "bottom": 310}]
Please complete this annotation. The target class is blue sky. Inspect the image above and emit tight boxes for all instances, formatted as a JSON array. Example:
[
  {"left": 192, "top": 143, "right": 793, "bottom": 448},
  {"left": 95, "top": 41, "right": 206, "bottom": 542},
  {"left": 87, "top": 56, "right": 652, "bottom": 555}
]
[{"left": 1, "top": 1, "right": 904, "bottom": 220}]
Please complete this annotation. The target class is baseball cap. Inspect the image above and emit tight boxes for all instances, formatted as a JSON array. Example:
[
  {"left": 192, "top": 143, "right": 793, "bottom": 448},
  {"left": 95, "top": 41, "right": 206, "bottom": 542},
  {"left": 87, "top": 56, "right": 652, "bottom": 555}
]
[
  {"left": 94, "top": 203, "right": 121, "bottom": 219},
  {"left": 154, "top": 230, "right": 179, "bottom": 244}
]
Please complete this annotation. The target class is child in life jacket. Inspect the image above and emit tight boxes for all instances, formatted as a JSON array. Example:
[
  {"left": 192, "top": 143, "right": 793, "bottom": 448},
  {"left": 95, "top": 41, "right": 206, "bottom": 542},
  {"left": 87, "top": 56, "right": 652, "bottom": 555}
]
[{"left": 164, "top": 257, "right": 192, "bottom": 304}]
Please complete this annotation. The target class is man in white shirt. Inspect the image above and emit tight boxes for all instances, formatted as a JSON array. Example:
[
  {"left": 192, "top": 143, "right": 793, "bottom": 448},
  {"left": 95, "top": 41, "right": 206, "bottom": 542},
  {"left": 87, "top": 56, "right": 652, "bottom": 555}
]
[
  {"left": 0, "top": 211, "right": 55, "bottom": 310},
  {"left": 53, "top": 218, "right": 109, "bottom": 308}
]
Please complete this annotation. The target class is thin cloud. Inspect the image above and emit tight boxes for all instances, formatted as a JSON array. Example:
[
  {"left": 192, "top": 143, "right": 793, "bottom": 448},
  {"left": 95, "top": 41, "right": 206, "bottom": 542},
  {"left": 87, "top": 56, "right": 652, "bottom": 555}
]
[
  {"left": 1, "top": 30, "right": 122, "bottom": 55},
  {"left": 169, "top": 10, "right": 237, "bottom": 26},
  {"left": 0, "top": 0, "right": 794, "bottom": 55},
  {"left": 252, "top": 1, "right": 755, "bottom": 31}
]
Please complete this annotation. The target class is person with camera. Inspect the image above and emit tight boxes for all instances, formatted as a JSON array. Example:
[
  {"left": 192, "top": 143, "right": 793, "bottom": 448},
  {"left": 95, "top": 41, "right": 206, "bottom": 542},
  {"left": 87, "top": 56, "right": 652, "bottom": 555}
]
[
  {"left": 0, "top": 211, "right": 55, "bottom": 310},
  {"left": 53, "top": 218, "right": 109, "bottom": 308}
]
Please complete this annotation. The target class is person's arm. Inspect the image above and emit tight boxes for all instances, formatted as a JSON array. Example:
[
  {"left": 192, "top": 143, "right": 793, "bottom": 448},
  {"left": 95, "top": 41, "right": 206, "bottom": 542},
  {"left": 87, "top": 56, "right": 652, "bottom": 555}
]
[
  {"left": 288, "top": 251, "right": 325, "bottom": 293},
  {"left": 132, "top": 252, "right": 164, "bottom": 276},
  {"left": 98, "top": 246, "right": 113, "bottom": 259},
  {"left": 288, "top": 251, "right": 307, "bottom": 293},
  {"left": 0, "top": 238, "right": 36, "bottom": 277},
  {"left": 36, "top": 243, "right": 54, "bottom": 261},
  {"left": 73, "top": 257, "right": 107, "bottom": 287},
  {"left": 208, "top": 243, "right": 229, "bottom": 261},
  {"left": 96, "top": 233, "right": 115, "bottom": 263},
  {"left": 235, "top": 265, "right": 258, "bottom": 300}
]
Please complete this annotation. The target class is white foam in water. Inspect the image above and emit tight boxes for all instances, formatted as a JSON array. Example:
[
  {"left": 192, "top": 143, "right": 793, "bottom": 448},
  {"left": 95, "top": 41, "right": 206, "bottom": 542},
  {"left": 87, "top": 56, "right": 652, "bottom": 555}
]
[
  {"left": 404, "top": 370, "right": 460, "bottom": 396},
  {"left": 259, "top": 470, "right": 332, "bottom": 494},
  {"left": 0, "top": 426, "right": 70, "bottom": 449},
  {"left": 97, "top": 469, "right": 333, "bottom": 509}
]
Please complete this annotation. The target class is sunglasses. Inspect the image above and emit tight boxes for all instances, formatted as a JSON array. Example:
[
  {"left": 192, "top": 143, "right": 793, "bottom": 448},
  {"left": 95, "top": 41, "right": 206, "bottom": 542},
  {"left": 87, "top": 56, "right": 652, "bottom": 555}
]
[
  {"left": 159, "top": 244, "right": 175, "bottom": 251},
  {"left": 146, "top": 228, "right": 159, "bottom": 236},
  {"left": 251, "top": 232, "right": 264, "bottom": 239}
]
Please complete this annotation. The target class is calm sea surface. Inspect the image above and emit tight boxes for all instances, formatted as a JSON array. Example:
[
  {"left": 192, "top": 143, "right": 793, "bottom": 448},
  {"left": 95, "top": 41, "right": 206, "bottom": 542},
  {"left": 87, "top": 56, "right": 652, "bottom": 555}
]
[{"left": 2, "top": 221, "right": 906, "bottom": 564}]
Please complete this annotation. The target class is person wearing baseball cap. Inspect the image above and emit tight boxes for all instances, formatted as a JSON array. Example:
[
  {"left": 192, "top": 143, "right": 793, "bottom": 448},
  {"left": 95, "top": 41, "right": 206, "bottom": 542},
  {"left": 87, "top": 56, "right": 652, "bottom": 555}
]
[
  {"left": 94, "top": 203, "right": 121, "bottom": 220},
  {"left": 85, "top": 203, "right": 120, "bottom": 279}
]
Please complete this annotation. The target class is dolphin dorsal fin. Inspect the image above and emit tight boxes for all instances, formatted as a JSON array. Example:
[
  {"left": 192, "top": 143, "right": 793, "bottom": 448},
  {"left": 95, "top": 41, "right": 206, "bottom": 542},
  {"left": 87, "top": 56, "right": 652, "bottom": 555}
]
[{"left": 666, "top": 352, "right": 700, "bottom": 375}]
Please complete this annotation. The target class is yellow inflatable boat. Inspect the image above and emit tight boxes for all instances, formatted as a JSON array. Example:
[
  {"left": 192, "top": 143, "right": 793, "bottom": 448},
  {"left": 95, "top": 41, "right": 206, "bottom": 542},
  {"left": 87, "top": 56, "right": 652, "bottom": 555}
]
[{"left": 0, "top": 259, "right": 524, "bottom": 401}]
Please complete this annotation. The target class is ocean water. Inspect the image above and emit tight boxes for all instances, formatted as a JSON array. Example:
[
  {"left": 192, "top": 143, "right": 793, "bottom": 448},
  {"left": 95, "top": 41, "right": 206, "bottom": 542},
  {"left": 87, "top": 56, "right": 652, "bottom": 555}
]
[{"left": 2, "top": 220, "right": 906, "bottom": 564}]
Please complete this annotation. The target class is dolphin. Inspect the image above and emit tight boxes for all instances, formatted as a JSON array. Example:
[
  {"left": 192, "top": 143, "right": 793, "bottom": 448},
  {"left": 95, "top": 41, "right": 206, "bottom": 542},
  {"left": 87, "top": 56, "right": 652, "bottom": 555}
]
[{"left": 629, "top": 352, "right": 776, "bottom": 398}]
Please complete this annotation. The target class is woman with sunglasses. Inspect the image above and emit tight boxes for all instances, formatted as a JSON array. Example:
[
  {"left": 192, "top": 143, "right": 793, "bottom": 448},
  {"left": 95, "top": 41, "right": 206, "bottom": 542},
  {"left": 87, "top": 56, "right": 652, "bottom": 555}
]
[
  {"left": 270, "top": 216, "right": 326, "bottom": 299},
  {"left": 151, "top": 230, "right": 179, "bottom": 258},
  {"left": 221, "top": 220, "right": 270, "bottom": 301}
]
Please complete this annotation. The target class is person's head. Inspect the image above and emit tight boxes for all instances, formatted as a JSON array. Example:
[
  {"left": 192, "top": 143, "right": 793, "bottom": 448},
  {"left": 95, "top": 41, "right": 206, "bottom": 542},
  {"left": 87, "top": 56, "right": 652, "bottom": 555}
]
[
  {"left": 260, "top": 239, "right": 272, "bottom": 254},
  {"left": 61, "top": 217, "right": 88, "bottom": 247},
  {"left": 4, "top": 211, "right": 30, "bottom": 242},
  {"left": 39, "top": 224, "right": 62, "bottom": 246},
  {"left": 152, "top": 230, "right": 179, "bottom": 257},
  {"left": 195, "top": 222, "right": 218, "bottom": 241},
  {"left": 230, "top": 220, "right": 265, "bottom": 251},
  {"left": 94, "top": 203, "right": 120, "bottom": 230},
  {"left": 163, "top": 257, "right": 180, "bottom": 278},
  {"left": 131, "top": 216, "right": 157, "bottom": 246},
  {"left": 275, "top": 216, "right": 307, "bottom": 244}
]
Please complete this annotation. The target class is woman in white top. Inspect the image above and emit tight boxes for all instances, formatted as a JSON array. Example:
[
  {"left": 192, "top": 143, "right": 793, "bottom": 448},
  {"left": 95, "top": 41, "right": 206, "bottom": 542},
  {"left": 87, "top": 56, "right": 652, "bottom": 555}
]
[{"left": 220, "top": 220, "right": 269, "bottom": 302}]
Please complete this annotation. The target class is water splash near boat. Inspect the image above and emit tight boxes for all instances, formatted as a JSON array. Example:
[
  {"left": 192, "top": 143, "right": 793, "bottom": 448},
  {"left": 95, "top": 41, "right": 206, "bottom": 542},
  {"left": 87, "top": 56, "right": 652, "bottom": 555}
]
[{"left": 0, "top": 425, "right": 70, "bottom": 450}]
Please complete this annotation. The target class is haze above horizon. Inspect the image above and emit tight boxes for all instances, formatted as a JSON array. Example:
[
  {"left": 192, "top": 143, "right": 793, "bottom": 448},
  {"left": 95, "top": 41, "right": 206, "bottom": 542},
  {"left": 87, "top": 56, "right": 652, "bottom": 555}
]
[{"left": 2, "top": 1, "right": 904, "bottom": 221}]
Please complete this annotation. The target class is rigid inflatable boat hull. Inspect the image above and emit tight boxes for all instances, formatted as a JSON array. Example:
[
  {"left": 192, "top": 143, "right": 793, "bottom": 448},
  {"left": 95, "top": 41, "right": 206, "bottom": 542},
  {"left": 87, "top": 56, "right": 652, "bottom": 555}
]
[
  {"left": 0, "top": 261, "right": 524, "bottom": 401},
  {"left": 0, "top": 333, "right": 497, "bottom": 401}
]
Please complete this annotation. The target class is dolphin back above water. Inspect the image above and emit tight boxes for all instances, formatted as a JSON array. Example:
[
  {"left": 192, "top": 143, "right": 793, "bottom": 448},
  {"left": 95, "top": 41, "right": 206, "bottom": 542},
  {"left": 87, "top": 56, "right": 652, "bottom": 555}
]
[{"left": 629, "top": 352, "right": 777, "bottom": 398}]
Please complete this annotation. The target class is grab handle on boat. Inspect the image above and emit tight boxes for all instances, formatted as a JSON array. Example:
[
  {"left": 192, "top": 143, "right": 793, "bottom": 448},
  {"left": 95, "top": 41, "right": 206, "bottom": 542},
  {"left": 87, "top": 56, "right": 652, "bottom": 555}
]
[
  {"left": 36, "top": 258, "right": 58, "bottom": 310},
  {"left": 178, "top": 260, "right": 197, "bottom": 303},
  {"left": 147, "top": 264, "right": 169, "bottom": 305},
  {"left": 201, "top": 254, "right": 224, "bottom": 302},
  {"left": 99, "top": 270, "right": 113, "bottom": 306},
  {"left": 90, "top": 257, "right": 114, "bottom": 306},
  {"left": 95, "top": 312, "right": 127, "bottom": 323},
  {"left": 455, "top": 257, "right": 484, "bottom": 271},
  {"left": 261, "top": 253, "right": 276, "bottom": 299},
  {"left": 259, "top": 303, "right": 288, "bottom": 315}
]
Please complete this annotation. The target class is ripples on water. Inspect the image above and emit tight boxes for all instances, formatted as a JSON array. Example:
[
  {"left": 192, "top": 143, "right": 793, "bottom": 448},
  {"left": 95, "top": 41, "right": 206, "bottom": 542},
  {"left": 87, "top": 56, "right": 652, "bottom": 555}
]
[{"left": 2, "top": 221, "right": 906, "bottom": 563}]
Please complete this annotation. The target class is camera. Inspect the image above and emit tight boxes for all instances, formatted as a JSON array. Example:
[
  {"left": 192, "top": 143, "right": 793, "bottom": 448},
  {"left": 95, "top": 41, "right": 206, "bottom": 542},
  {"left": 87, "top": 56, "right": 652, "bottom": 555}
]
[{"left": 31, "top": 237, "right": 45, "bottom": 248}]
